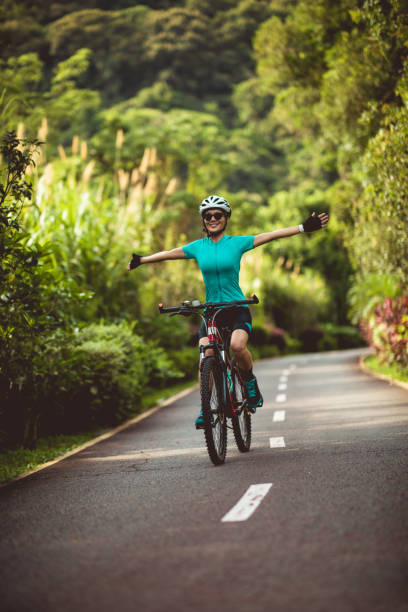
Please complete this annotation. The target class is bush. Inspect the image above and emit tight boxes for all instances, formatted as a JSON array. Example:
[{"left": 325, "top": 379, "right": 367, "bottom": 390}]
[
  {"left": 1, "top": 320, "right": 184, "bottom": 448},
  {"left": 0, "top": 329, "right": 73, "bottom": 449},
  {"left": 347, "top": 273, "right": 403, "bottom": 324},
  {"left": 65, "top": 323, "right": 151, "bottom": 429},
  {"left": 263, "top": 268, "right": 331, "bottom": 338},
  {"left": 300, "top": 328, "right": 325, "bottom": 352},
  {"left": 362, "top": 297, "right": 408, "bottom": 368},
  {"left": 252, "top": 324, "right": 287, "bottom": 352},
  {"left": 46, "top": 321, "right": 183, "bottom": 433},
  {"left": 300, "top": 324, "right": 364, "bottom": 353},
  {"left": 251, "top": 325, "right": 270, "bottom": 346},
  {"left": 319, "top": 323, "right": 364, "bottom": 351},
  {"left": 269, "top": 327, "right": 287, "bottom": 352},
  {"left": 168, "top": 347, "right": 198, "bottom": 380},
  {"left": 137, "top": 314, "right": 192, "bottom": 350},
  {"left": 0, "top": 130, "right": 91, "bottom": 448},
  {"left": 251, "top": 344, "right": 280, "bottom": 360}
]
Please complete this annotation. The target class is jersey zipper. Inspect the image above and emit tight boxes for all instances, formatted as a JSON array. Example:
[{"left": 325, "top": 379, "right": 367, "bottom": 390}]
[{"left": 215, "top": 240, "right": 222, "bottom": 301}]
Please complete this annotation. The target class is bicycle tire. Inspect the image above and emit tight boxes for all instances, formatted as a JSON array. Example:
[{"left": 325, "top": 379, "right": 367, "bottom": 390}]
[
  {"left": 231, "top": 367, "right": 251, "bottom": 452},
  {"left": 200, "top": 356, "right": 227, "bottom": 465}
]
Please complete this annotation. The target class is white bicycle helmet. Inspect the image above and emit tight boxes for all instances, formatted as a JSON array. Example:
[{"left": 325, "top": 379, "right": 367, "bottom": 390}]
[{"left": 199, "top": 194, "right": 231, "bottom": 217}]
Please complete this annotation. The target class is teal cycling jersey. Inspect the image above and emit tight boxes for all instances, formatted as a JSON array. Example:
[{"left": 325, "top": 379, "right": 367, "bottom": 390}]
[{"left": 182, "top": 234, "right": 254, "bottom": 304}]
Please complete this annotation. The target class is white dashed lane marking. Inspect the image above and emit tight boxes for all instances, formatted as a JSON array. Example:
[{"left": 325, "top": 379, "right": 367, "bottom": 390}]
[
  {"left": 269, "top": 368, "right": 290, "bottom": 450},
  {"left": 221, "top": 484, "right": 273, "bottom": 523},
  {"left": 269, "top": 437, "right": 286, "bottom": 448}
]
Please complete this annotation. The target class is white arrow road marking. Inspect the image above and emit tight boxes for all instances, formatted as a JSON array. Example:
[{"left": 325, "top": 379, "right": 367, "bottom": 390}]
[
  {"left": 275, "top": 393, "right": 286, "bottom": 403},
  {"left": 270, "top": 437, "right": 286, "bottom": 448},
  {"left": 221, "top": 484, "right": 273, "bottom": 522},
  {"left": 273, "top": 410, "right": 286, "bottom": 422}
]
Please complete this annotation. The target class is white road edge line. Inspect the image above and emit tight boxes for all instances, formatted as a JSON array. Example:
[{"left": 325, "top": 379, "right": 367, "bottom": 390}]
[
  {"left": 273, "top": 410, "right": 286, "bottom": 422},
  {"left": 275, "top": 393, "right": 286, "bottom": 403},
  {"left": 270, "top": 437, "right": 286, "bottom": 448},
  {"left": 221, "top": 484, "right": 273, "bottom": 523}
]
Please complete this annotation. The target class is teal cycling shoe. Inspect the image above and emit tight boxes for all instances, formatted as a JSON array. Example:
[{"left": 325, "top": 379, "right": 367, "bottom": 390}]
[
  {"left": 245, "top": 376, "right": 263, "bottom": 413},
  {"left": 195, "top": 409, "right": 205, "bottom": 429}
]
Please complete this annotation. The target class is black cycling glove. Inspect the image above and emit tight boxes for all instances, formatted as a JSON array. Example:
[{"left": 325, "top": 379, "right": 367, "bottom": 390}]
[
  {"left": 128, "top": 253, "right": 142, "bottom": 270},
  {"left": 302, "top": 213, "right": 323, "bottom": 233}
]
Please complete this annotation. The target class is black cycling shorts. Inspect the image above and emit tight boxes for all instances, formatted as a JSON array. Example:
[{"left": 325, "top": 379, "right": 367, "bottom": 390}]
[{"left": 198, "top": 306, "right": 252, "bottom": 340}]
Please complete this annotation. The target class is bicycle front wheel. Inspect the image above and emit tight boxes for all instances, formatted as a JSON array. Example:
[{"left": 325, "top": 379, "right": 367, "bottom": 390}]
[
  {"left": 200, "top": 356, "right": 227, "bottom": 465},
  {"left": 231, "top": 368, "right": 251, "bottom": 452}
]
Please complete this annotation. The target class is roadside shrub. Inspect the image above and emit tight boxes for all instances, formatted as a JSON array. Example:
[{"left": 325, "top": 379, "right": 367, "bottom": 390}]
[
  {"left": 168, "top": 347, "right": 198, "bottom": 380},
  {"left": 0, "top": 130, "right": 91, "bottom": 448},
  {"left": 348, "top": 273, "right": 402, "bottom": 324},
  {"left": 1, "top": 320, "right": 184, "bottom": 447},
  {"left": 318, "top": 323, "right": 364, "bottom": 351},
  {"left": 138, "top": 314, "right": 191, "bottom": 350},
  {"left": 0, "top": 329, "right": 75, "bottom": 449},
  {"left": 269, "top": 327, "right": 287, "bottom": 352},
  {"left": 300, "top": 328, "right": 325, "bottom": 353},
  {"left": 251, "top": 325, "right": 269, "bottom": 346},
  {"left": 300, "top": 324, "right": 364, "bottom": 353},
  {"left": 263, "top": 268, "right": 331, "bottom": 338},
  {"left": 251, "top": 344, "right": 280, "bottom": 360},
  {"left": 363, "top": 297, "right": 408, "bottom": 368},
  {"left": 46, "top": 321, "right": 184, "bottom": 433},
  {"left": 65, "top": 323, "right": 150, "bottom": 429}
]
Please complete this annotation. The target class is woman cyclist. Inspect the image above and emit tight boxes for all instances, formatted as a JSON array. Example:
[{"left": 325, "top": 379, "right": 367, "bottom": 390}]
[{"left": 128, "top": 195, "right": 328, "bottom": 428}]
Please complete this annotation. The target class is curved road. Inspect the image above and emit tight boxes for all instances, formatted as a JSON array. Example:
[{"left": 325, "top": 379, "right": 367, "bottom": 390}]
[{"left": 1, "top": 349, "right": 407, "bottom": 612}]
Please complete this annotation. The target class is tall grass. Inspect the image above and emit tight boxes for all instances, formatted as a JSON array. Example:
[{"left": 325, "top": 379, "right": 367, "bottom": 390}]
[{"left": 22, "top": 137, "right": 203, "bottom": 321}]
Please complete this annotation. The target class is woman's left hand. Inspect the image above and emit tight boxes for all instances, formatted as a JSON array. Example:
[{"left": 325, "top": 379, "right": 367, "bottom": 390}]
[{"left": 302, "top": 211, "right": 329, "bottom": 232}]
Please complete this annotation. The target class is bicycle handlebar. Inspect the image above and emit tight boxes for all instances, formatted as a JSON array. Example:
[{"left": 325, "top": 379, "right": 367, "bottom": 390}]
[{"left": 158, "top": 294, "right": 259, "bottom": 314}]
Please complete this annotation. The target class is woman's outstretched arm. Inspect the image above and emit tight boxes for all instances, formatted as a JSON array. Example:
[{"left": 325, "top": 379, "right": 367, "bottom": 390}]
[
  {"left": 253, "top": 212, "right": 328, "bottom": 248},
  {"left": 128, "top": 247, "right": 186, "bottom": 270}
]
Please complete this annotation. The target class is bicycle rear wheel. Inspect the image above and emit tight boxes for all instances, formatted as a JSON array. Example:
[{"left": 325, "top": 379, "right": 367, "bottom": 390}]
[
  {"left": 200, "top": 356, "right": 227, "bottom": 465},
  {"left": 231, "top": 367, "right": 251, "bottom": 452}
]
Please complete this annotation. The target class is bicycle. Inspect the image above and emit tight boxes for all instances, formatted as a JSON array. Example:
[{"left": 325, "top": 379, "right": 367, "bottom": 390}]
[{"left": 158, "top": 295, "right": 260, "bottom": 465}]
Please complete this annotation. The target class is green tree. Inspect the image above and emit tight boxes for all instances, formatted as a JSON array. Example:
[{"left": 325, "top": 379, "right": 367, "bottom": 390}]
[
  {"left": 48, "top": 7, "right": 149, "bottom": 100},
  {"left": 45, "top": 48, "right": 101, "bottom": 146},
  {"left": 0, "top": 131, "right": 88, "bottom": 448},
  {"left": 0, "top": 53, "right": 43, "bottom": 125}
]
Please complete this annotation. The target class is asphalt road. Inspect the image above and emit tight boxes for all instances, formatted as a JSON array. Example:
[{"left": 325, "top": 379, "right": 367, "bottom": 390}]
[{"left": 1, "top": 349, "right": 407, "bottom": 612}]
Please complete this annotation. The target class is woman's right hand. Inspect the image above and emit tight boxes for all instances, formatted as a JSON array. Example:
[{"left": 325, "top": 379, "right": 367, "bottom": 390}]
[{"left": 128, "top": 253, "right": 142, "bottom": 271}]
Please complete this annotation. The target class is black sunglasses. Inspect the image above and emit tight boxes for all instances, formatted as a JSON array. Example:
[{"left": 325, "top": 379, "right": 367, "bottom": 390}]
[{"left": 203, "top": 212, "right": 224, "bottom": 222}]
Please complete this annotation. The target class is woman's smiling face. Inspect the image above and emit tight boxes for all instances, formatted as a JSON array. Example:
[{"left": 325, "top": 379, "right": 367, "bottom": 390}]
[{"left": 203, "top": 209, "right": 228, "bottom": 234}]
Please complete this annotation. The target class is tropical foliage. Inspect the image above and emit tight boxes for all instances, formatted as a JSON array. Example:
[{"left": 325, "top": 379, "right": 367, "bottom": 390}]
[{"left": 362, "top": 297, "right": 408, "bottom": 368}]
